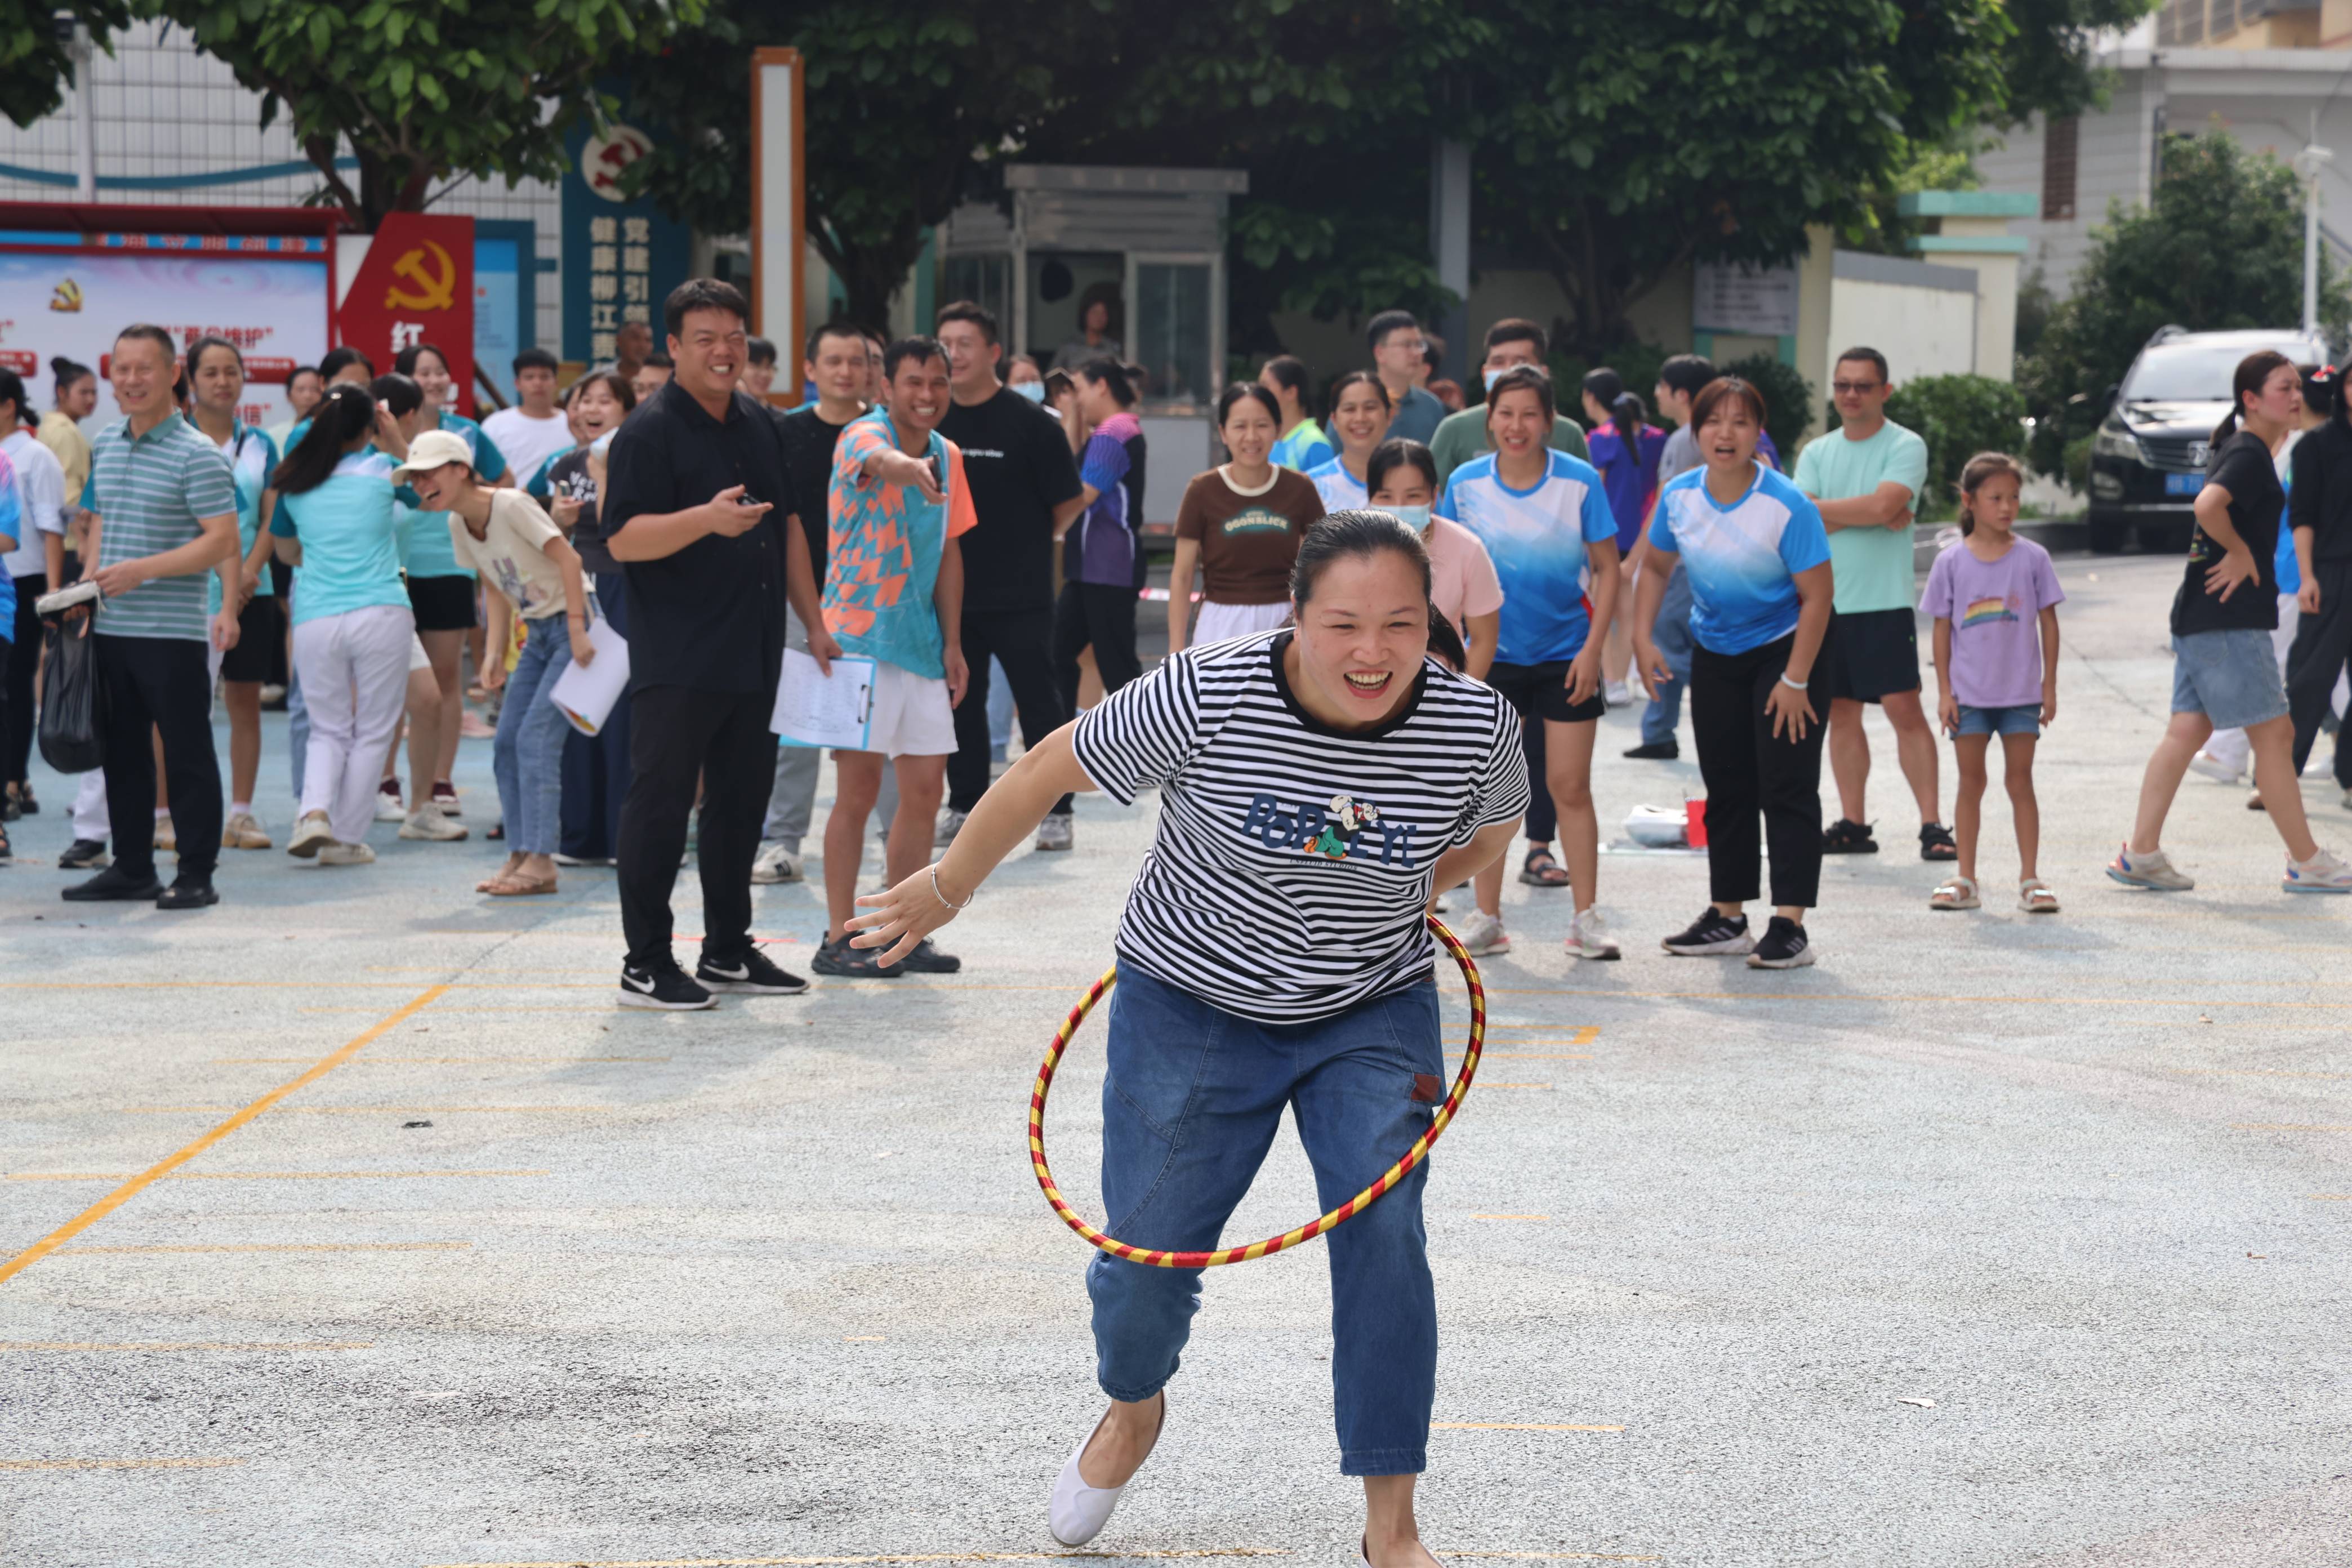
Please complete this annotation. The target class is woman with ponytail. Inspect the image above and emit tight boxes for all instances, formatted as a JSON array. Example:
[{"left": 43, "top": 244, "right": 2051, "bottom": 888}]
[
  {"left": 2108, "top": 350, "right": 2352, "bottom": 894},
  {"left": 269, "top": 382, "right": 417, "bottom": 866},
  {"left": 1584, "top": 371, "right": 1667, "bottom": 702}
]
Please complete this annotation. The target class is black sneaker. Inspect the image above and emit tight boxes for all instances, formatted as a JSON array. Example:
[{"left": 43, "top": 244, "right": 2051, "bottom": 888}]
[
  {"left": 155, "top": 877, "right": 219, "bottom": 910},
  {"left": 63, "top": 865, "right": 163, "bottom": 902},
  {"left": 1622, "top": 740, "right": 1679, "bottom": 760},
  {"left": 810, "top": 935, "right": 905, "bottom": 978},
  {"left": 1661, "top": 906, "right": 1753, "bottom": 956},
  {"left": 13, "top": 785, "right": 36, "bottom": 816},
  {"left": 1820, "top": 818, "right": 1878, "bottom": 854},
  {"left": 695, "top": 946, "right": 810, "bottom": 995},
  {"left": 893, "top": 937, "right": 961, "bottom": 974},
  {"left": 617, "top": 961, "right": 718, "bottom": 1010},
  {"left": 57, "top": 838, "right": 110, "bottom": 871},
  {"left": 1746, "top": 916, "right": 1815, "bottom": 969}
]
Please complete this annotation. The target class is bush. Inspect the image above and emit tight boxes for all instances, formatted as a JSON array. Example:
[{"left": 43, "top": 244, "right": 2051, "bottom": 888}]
[
  {"left": 1883, "top": 373, "right": 2029, "bottom": 516},
  {"left": 1722, "top": 353, "right": 1815, "bottom": 462}
]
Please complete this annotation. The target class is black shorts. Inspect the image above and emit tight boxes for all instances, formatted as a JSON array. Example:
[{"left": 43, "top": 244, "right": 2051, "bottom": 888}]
[
  {"left": 1486, "top": 658, "right": 1607, "bottom": 724},
  {"left": 407, "top": 573, "right": 479, "bottom": 632},
  {"left": 1823, "top": 607, "right": 1919, "bottom": 703},
  {"left": 219, "top": 593, "right": 283, "bottom": 683}
]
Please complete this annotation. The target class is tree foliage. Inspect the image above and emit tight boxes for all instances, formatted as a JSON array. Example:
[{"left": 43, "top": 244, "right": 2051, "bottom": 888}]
[
  {"left": 132, "top": 0, "right": 702, "bottom": 229},
  {"left": 1883, "top": 375, "right": 2029, "bottom": 516},
  {"left": 2, "top": 0, "right": 130, "bottom": 131},
  {"left": 2018, "top": 131, "right": 2349, "bottom": 473}
]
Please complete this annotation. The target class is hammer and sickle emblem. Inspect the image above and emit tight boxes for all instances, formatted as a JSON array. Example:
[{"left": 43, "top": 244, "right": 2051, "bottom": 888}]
[{"left": 384, "top": 240, "right": 456, "bottom": 311}]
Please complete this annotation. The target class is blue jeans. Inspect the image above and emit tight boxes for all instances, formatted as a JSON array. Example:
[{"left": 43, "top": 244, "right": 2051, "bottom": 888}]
[
  {"left": 493, "top": 614, "right": 570, "bottom": 854},
  {"left": 1641, "top": 561, "right": 1694, "bottom": 747},
  {"left": 1086, "top": 962, "right": 1441, "bottom": 1477}
]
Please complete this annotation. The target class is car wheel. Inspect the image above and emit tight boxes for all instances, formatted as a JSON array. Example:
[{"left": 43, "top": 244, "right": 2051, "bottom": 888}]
[{"left": 2087, "top": 514, "right": 2127, "bottom": 554}]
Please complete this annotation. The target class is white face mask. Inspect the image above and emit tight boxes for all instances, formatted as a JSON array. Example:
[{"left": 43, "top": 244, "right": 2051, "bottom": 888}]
[
  {"left": 1382, "top": 503, "right": 1432, "bottom": 531},
  {"left": 1010, "top": 381, "right": 1046, "bottom": 403},
  {"left": 1482, "top": 368, "right": 1505, "bottom": 391}
]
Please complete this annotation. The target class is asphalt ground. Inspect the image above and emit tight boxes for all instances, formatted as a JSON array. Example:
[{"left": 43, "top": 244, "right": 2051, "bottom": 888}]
[{"left": 2, "top": 550, "right": 2349, "bottom": 1567}]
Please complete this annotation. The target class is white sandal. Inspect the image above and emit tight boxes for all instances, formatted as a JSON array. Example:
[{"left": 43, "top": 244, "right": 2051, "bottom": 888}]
[
  {"left": 1928, "top": 875, "right": 1980, "bottom": 911},
  {"left": 1048, "top": 1393, "right": 1164, "bottom": 1547},
  {"left": 2017, "top": 877, "right": 2060, "bottom": 914}
]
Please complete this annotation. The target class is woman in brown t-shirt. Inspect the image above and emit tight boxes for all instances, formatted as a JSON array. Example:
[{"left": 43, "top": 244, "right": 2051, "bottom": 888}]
[{"left": 1168, "top": 383, "right": 1326, "bottom": 652}]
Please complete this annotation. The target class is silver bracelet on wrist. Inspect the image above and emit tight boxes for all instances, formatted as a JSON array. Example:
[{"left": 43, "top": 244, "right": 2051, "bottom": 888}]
[
  {"left": 929, "top": 863, "right": 974, "bottom": 911},
  {"left": 1778, "top": 672, "right": 1808, "bottom": 690}
]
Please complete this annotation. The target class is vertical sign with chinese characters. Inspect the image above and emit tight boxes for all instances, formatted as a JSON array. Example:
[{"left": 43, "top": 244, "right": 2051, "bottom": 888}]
[{"left": 562, "top": 103, "right": 693, "bottom": 365}]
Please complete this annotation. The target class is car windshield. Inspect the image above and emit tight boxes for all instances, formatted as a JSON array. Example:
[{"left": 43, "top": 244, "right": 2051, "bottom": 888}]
[{"left": 2123, "top": 341, "right": 2315, "bottom": 402}]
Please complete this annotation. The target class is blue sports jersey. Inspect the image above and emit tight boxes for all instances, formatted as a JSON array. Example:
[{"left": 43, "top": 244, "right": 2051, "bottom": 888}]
[
  {"left": 1647, "top": 462, "right": 1830, "bottom": 656},
  {"left": 1441, "top": 449, "right": 1619, "bottom": 665},
  {"left": 1306, "top": 456, "right": 1367, "bottom": 514}
]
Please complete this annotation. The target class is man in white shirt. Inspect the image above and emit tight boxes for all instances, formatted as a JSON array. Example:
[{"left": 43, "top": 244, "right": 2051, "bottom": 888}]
[
  {"left": 2, "top": 369, "right": 69, "bottom": 821},
  {"left": 480, "top": 349, "right": 573, "bottom": 485}
]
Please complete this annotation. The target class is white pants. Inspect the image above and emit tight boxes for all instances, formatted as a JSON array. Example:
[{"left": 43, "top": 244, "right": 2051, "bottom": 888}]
[
  {"left": 1193, "top": 599, "right": 1291, "bottom": 646},
  {"left": 293, "top": 603, "right": 416, "bottom": 844},
  {"left": 72, "top": 770, "right": 108, "bottom": 840}
]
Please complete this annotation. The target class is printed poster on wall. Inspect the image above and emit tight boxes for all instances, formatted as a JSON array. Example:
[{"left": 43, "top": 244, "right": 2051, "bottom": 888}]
[
  {"left": 0, "top": 248, "right": 331, "bottom": 430},
  {"left": 1693, "top": 258, "right": 1800, "bottom": 337},
  {"left": 336, "top": 211, "right": 475, "bottom": 416}
]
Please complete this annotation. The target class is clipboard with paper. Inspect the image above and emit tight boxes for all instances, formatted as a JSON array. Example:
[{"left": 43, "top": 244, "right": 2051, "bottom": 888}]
[{"left": 772, "top": 647, "right": 876, "bottom": 751}]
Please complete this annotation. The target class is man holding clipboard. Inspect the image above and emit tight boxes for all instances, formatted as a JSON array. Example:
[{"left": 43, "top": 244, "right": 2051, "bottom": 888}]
[
  {"left": 809, "top": 336, "right": 976, "bottom": 978},
  {"left": 602, "top": 279, "right": 835, "bottom": 1011}
]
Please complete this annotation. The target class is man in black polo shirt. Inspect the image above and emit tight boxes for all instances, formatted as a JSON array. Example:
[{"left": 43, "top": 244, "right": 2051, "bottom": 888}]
[
  {"left": 603, "top": 278, "right": 835, "bottom": 1010},
  {"left": 932, "top": 300, "right": 1085, "bottom": 850}
]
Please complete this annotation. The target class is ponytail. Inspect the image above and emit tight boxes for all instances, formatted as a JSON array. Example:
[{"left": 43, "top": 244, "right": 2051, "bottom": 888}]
[
  {"left": 2215, "top": 349, "right": 2294, "bottom": 447},
  {"left": 1610, "top": 390, "right": 1646, "bottom": 451},
  {"left": 275, "top": 384, "right": 376, "bottom": 496},
  {"left": 1426, "top": 603, "right": 1468, "bottom": 671}
]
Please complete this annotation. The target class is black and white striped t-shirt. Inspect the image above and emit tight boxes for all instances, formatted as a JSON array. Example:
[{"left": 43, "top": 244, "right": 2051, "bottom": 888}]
[{"left": 1072, "top": 630, "right": 1529, "bottom": 1023}]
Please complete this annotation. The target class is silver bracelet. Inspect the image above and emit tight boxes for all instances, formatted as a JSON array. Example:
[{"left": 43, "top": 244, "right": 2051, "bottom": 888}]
[
  {"left": 1778, "top": 672, "right": 1808, "bottom": 690},
  {"left": 929, "top": 863, "right": 974, "bottom": 911}
]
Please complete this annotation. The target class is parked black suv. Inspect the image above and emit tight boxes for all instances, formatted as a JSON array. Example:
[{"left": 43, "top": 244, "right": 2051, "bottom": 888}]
[{"left": 2085, "top": 326, "right": 2329, "bottom": 553}]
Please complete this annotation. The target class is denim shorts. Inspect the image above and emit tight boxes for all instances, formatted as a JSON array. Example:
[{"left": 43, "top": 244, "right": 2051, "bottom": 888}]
[
  {"left": 2171, "top": 629, "right": 2289, "bottom": 730},
  {"left": 1955, "top": 702, "right": 2041, "bottom": 737}
]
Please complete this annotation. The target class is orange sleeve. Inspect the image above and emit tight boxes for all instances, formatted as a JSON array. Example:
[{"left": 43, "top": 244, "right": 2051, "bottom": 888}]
[{"left": 944, "top": 442, "right": 978, "bottom": 539}]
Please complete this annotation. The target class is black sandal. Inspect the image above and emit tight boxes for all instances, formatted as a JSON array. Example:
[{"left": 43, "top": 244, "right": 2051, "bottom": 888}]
[
  {"left": 1517, "top": 846, "right": 1571, "bottom": 887},
  {"left": 1820, "top": 818, "right": 1878, "bottom": 854},
  {"left": 1918, "top": 822, "right": 1958, "bottom": 861}
]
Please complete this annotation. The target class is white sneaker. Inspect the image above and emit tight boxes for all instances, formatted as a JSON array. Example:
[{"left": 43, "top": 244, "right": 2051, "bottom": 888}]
[
  {"left": 1565, "top": 907, "right": 1622, "bottom": 961},
  {"left": 2105, "top": 842, "right": 2194, "bottom": 891},
  {"left": 2187, "top": 750, "right": 2245, "bottom": 785},
  {"left": 1035, "top": 813, "right": 1074, "bottom": 852},
  {"left": 751, "top": 841, "right": 804, "bottom": 883},
  {"left": 317, "top": 841, "right": 376, "bottom": 866},
  {"left": 1603, "top": 680, "right": 1632, "bottom": 709},
  {"left": 1449, "top": 908, "right": 1509, "bottom": 956},
  {"left": 2283, "top": 846, "right": 2352, "bottom": 893},
  {"left": 934, "top": 808, "right": 968, "bottom": 848},
  {"left": 287, "top": 812, "right": 334, "bottom": 859},
  {"left": 398, "top": 807, "right": 467, "bottom": 841},
  {"left": 373, "top": 785, "right": 405, "bottom": 822}
]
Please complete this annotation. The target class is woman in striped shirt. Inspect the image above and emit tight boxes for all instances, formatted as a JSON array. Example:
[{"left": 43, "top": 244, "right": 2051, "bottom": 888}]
[{"left": 849, "top": 511, "right": 1529, "bottom": 1567}]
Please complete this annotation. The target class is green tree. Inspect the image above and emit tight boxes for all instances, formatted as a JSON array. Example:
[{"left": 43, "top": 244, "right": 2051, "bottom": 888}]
[
  {"left": 135, "top": 0, "right": 702, "bottom": 229},
  {"left": 2017, "top": 130, "right": 2349, "bottom": 472},
  {"left": 2, "top": 1, "right": 130, "bottom": 130}
]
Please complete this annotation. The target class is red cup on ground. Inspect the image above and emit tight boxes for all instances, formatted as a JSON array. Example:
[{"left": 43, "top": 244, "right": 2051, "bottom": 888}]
[{"left": 1684, "top": 797, "right": 1708, "bottom": 849}]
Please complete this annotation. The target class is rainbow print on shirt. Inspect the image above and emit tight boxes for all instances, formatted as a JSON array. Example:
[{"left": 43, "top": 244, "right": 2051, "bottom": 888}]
[{"left": 1961, "top": 596, "right": 2018, "bottom": 628}]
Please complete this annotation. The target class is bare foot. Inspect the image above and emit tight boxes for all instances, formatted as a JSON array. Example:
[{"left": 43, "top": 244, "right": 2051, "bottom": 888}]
[
  {"left": 1075, "top": 1390, "right": 1164, "bottom": 1490},
  {"left": 1364, "top": 1536, "right": 1442, "bottom": 1568}
]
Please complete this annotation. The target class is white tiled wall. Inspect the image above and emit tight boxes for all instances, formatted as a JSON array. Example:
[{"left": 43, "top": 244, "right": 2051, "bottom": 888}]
[{"left": 0, "top": 21, "right": 564, "bottom": 351}]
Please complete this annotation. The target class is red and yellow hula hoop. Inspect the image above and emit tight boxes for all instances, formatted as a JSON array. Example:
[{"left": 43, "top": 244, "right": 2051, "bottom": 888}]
[{"left": 1027, "top": 915, "right": 1487, "bottom": 1269}]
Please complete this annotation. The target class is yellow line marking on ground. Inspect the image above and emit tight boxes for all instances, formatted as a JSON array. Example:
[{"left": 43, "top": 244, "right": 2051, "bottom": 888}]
[
  {"left": 843, "top": 1335, "right": 885, "bottom": 1342},
  {"left": 1471, "top": 1214, "right": 1551, "bottom": 1221},
  {"left": 424, "top": 1553, "right": 1293, "bottom": 1567},
  {"left": 8, "top": 1170, "right": 548, "bottom": 1183},
  {"left": 0, "top": 1457, "right": 243, "bottom": 1471},
  {"left": 300, "top": 1006, "right": 626, "bottom": 1014},
  {"left": 0, "top": 987, "right": 446, "bottom": 1286},
  {"left": 53, "top": 1241, "right": 470, "bottom": 1256},
  {"left": 1, "top": 1341, "right": 370, "bottom": 1352},
  {"left": 1436, "top": 1554, "right": 1661, "bottom": 1562},
  {"left": 1434, "top": 1423, "right": 1628, "bottom": 1432},
  {"left": 2311, "top": 1194, "right": 2352, "bottom": 1201},
  {"left": 213, "top": 1056, "right": 667, "bottom": 1064},
  {"left": 1475, "top": 1026, "right": 1602, "bottom": 1043},
  {"left": 121, "top": 1106, "right": 617, "bottom": 1115}
]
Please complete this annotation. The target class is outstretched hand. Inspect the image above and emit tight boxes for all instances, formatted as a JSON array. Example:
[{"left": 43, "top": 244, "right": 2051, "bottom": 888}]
[{"left": 847, "top": 863, "right": 965, "bottom": 967}]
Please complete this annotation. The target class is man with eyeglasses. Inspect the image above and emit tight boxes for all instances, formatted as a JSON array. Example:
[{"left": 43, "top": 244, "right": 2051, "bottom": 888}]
[
  {"left": 1793, "top": 346, "right": 1948, "bottom": 862},
  {"left": 1366, "top": 310, "right": 1447, "bottom": 445}
]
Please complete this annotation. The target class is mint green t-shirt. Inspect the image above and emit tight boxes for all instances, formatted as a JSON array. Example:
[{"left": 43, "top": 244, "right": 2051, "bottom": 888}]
[{"left": 1794, "top": 418, "right": 1928, "bottom": 614}]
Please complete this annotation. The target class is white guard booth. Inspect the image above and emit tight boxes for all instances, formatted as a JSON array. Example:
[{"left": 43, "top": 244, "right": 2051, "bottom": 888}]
[{"left": 939, "top": 164, "right": 1246, "bottom": 528}]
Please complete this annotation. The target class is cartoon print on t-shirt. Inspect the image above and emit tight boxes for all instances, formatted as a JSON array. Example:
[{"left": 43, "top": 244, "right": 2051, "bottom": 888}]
[{"left": 1241, "top": 791, "right": 1415, "bottom": 866}]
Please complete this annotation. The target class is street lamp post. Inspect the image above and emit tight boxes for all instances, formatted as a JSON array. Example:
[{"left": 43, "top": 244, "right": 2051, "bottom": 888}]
[{"left": 2295, "top": 141, "right": 2332, "bottom": 336}]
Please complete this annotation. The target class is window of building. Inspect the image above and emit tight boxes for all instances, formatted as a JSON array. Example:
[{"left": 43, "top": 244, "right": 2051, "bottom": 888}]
[{"left": 2042, "top": 115, "right": 2079, "bottom": 222}]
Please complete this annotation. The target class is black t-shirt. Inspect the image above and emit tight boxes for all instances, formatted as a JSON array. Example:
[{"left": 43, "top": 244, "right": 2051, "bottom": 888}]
[
  {"left": 775, "top": 404, "right": 853, "bottom": 592},
  {"left": 2173, "top": 429, "right": 2282, "bottom": 636},
  {"left": 545, "top": 448, "right": 614, "bottom": 577},
  {"left": 937, "top": 386, "right": 1083, "bottom": 613},
  {"left": 2288, "top": 420, "right": 2352, "bottom": 564},
  {"left": 602, "top": 380, "right": 800, "bottom": 695}
]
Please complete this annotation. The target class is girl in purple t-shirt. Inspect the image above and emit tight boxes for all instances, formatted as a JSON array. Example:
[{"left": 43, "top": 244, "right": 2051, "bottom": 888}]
[{"left": 1919, "top": 453, "right": 2064, "bottom": 914}]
